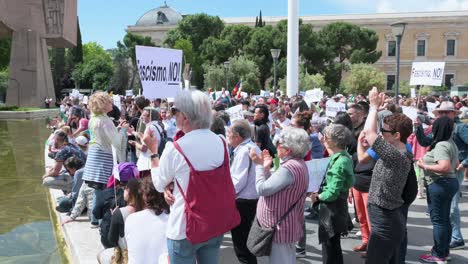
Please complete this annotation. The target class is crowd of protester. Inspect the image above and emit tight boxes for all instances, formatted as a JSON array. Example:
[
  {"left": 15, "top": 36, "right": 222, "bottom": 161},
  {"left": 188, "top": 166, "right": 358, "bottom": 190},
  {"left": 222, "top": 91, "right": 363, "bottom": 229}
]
[{"left": 41, "top": 88, "right": 468, "bottom": 264}]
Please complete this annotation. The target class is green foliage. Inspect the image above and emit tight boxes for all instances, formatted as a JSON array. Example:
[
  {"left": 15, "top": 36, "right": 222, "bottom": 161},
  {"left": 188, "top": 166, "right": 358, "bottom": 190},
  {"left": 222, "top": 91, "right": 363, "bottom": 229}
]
[
  {"left": 83, "top": 42, "right": 112, "bottom": 63},
  {"left": 0, "top": 68, "right": 8, "bottom": 101},
  {"left": 255, "top": 10, "right": 265, "bottom": 27},
  {"left": 203, "top": 64, "right": 225, "bottom": 91},
  {"left": 343, "top": 63, "right": 386, "bottom": 95},
  {"left": 109, "top": 48, "right": 131, "bottom": 95},
  {"left": 70, "top": 18, "right": 83, "bottom": 65},
  {"left": 0, "top": 38, "right": 11, "bottom": 70},
  {"left": 228, "top": 56, "right": 261, "bottom": 94},
  {"left": 174, "top": 39, "right": 194, "bottom": 67},
  {"left": 72, "top": 57, "right": 113, "bottom": 90},
  {"left": 244, "top": 25, "right": 279, "bottom": 88},
  {"left": 50, "top": 48, "right": 66, "bottom": 96},
  {"left": 396, "top": 81, "right": 411, "bottom": 96},
  {"left": 420, "top": 86, "right": 433, "bottom": 96},
  {"left": 300, "top": 73, "right": 326, "bottom": 91},
  {"left": 164, "top": 14, "right": 224, "bottom": 52},
  {"left": 319, "top": 22, "right": 382, "bottom": 94}
]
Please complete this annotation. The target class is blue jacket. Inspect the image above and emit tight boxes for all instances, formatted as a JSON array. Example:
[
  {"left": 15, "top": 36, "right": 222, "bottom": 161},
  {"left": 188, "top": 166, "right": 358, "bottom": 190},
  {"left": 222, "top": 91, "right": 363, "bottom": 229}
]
[{"left": 415, "top": 118, "right": 468, "bottom": 167}]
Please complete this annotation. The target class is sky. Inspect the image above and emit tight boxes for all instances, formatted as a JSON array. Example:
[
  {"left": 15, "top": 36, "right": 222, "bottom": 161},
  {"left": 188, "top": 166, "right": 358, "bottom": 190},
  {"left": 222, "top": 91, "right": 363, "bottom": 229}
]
[{"left": 78, "top": 0, "right": 468, "bottom": 49}]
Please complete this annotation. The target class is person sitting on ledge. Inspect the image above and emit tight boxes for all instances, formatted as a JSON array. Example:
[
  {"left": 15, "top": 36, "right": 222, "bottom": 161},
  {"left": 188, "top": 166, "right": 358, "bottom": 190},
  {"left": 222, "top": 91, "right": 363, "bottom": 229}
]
[{"left": 42, "top": 130, "right": 87, "bottom": 193}]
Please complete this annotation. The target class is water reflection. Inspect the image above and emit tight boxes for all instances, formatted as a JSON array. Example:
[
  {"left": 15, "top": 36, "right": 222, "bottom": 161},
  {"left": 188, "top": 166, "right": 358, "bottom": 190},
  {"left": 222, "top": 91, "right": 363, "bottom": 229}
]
[{"left": 0, "top": 120, "right": 63, "bottom": 263}]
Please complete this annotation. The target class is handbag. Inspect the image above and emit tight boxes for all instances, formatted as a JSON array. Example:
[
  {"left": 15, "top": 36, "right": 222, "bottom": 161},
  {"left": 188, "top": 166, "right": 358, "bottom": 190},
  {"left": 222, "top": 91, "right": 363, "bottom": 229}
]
[{"left": 246, "top": 189, "right": 307, "bottom": 257}]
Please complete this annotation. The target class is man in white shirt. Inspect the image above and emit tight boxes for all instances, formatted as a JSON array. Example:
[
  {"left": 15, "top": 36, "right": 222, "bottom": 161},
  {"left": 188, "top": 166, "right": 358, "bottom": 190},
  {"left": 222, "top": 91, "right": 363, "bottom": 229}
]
[
  {"left": 227, "top": 120, "right": 261, "bottom": 264},
  {"left": 147, "top": 89, "right": 239, "bottom": 264}
]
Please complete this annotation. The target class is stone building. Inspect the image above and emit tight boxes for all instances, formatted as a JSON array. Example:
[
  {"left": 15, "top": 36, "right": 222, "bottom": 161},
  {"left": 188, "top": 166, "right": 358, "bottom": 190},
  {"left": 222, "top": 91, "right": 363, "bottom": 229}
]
[{"left": 127, "top": 6, "right": 468, "bottom": 91}]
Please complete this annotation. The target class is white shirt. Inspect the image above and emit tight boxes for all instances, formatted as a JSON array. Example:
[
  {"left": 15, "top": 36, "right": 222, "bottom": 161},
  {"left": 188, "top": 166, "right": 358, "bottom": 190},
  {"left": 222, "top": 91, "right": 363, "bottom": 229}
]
[
  {"left": 151, "top": 129, "right": 226, "bottom": 240},
  {"left": 136, "top": 121, "right": 162, "bottom": 171},
  {"left": 231, "top": 139, "right": 261, "bottom": 200},
  {"left": 274, "top": 118, "right": 291, "bottom": 136},
  {"left": 125, "top": 209, "right": 169, "bottom": 264},
  {"left": 162, "top": 118, "right": 177, "bottom": 139}
]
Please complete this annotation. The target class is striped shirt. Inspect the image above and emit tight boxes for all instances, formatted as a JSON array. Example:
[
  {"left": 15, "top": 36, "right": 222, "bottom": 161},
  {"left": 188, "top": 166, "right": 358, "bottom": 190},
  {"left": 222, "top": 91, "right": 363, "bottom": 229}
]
[{"left": 256, "top": 158, "right": 308, "bottom": 243}]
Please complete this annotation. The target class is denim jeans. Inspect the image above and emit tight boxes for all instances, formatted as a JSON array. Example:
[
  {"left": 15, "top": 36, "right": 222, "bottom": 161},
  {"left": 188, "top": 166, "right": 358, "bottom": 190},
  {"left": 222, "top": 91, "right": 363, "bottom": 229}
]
[
  {"left": 450, "top": 169, "right": 464, "bottom": 243},
  {"left": 366, "top": 203, "right": 405, "bottom": 264},
  {"left": 427, "top": 177, "right": 459, "bottom": 258},
  {"left": 167, "top": 235, "right": 223, "bottom": 264},
  {"left": 398, "top": 204, "right": 409, "bottom": 264}
]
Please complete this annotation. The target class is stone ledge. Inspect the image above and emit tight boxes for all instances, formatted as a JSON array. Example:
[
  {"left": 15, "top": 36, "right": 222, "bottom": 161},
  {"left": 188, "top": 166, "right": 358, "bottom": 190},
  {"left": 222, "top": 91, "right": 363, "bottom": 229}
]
[{"left": 0, "top": 109, "right": 60, "bottom": 120}]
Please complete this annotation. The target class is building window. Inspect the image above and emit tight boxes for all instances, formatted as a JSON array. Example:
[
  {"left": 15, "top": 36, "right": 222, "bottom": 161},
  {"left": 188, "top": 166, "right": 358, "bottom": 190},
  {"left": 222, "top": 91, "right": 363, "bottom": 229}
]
[
  {"left": 447, "top": 39, "right": 456, "bottom": 56},
  {"left": 445, "top": 74, "right": 455, "bottom": 89},
  {"left": 417, "top": 40, "right": 426, "bottom": 56},
  {"left": 388, "top": 41, "right": 396, "bottom": 57},
  {"left": 386, "top": 75, "right": 395, "bottom": 91}
]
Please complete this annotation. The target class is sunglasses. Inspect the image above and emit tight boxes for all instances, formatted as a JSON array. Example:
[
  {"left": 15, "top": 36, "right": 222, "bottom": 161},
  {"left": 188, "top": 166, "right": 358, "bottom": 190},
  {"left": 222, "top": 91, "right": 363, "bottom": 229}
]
[
  {"left": 380, "top": 127, "right": 396, "bottom": 134},
  {"left": 171, "top": 107, "right": 180, "bottom": 115}
]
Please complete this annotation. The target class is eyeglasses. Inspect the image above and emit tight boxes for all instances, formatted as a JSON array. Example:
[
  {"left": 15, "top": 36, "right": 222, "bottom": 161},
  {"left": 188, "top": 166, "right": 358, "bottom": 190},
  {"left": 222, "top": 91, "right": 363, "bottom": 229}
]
[{"left": 380, "top": 127, "right": 396, "bottom": 134}]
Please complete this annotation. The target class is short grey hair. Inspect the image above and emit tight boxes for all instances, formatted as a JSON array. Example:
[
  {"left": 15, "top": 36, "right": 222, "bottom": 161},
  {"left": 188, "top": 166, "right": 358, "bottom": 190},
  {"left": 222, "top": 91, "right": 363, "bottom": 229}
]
[
  {"left": 278, "top": 127, "right": 310, "bottom": 159},
  {"left": 323, "top": 124, "right": 353, "bottom": 149},
  {"left": 231, "top": 119, "right": 251, "bottom": 139},
  {"left": 174, "top": 89, "right": 213, "bottom": 129}
]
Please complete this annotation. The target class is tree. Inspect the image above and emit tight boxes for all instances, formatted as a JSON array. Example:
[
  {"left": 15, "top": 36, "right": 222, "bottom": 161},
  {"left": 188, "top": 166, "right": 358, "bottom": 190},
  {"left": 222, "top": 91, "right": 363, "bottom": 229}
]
[
  {"left": 116, "top": 33, "right": 155, "bottom": 91},
  {"left": 0, "top": 38, "right": 11, "bottom": 70},
  {"left": 319, "top": 22, "right": 382, "bottom": 94},
  {"left": 343, "top": 63, "right": 385, "bottom": 95},
  {"left": 0, "top": 68, "right": 8, "bottom": 102},
  {"left": 228, "top": 56, "right": 261, "bottom": 94},
  {"left": 255, "top": 10, "right": 265, "bottom": 27},
  {"left": 50, "top": 48, "right": 66, "bottom": 96},
  {"left": 109, "top": 48, "right": 131, "bottom": 95},
  {"left": 70, "top": 18, "right": 83, "bottom": 65},
  {"left": 72, "top": 57, "right": 113, "bottom": 90},
  {"left": 244, "top": 25, "right": 279, "bottom": 88},
  {"left": 203, "top": 64, "right": 225, "bottom": 91},
  {"left": 300, "top": 73, "right": 326, "bottom": 91},
  {"left": 164, "top": 14, "right": 225, "bottom": 88},
  {"left": 83, "top": 42, "right": 112, "bottom": 63}
]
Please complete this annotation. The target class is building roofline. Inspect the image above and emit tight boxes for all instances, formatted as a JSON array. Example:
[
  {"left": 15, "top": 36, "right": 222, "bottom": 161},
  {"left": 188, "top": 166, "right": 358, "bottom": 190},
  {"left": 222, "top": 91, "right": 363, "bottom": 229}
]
[{"left": 222, "top": 10, "right": 468, "bottom": 24}]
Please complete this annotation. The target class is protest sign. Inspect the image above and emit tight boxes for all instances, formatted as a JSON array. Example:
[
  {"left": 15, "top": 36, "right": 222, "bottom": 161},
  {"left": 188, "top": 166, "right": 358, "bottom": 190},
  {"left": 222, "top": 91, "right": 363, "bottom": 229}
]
[
  {"left": 82, "top": 96, "right": 89, "bottom": 105},
  {"left": 325, "top": 100, "right": 346, "bottom": 117},
  {"left": 410, "top": 62, "right": 446, "bottom": 86},
  {"left": 304, "top": 88, "right": 324, "bottom": 106},
  {"left": 426, "top": 102, "right": 438, "bottom": 118},
  {"left": 401, "top": 106, "right": 418, "bottom": 121},
  {"left": 113, "top": 95, "right": 122, "bottom": 111},
  {"left": 135, "top": 45, "right": 183, "bottom": 99},
  {"left": 306, "top": 157, "right": 331, "bottom": 192},
  {"left": 411, "top": 88, "right": 416, "bottom": 98},
  {"left": 226, "top": 105, "right": 244, "bottom": 122},
  {"left": 125, "top": 90, "right": 133, "bottom": 96},
  {"left": 260, "top": 90, "right": 270, "bottom": 97}
]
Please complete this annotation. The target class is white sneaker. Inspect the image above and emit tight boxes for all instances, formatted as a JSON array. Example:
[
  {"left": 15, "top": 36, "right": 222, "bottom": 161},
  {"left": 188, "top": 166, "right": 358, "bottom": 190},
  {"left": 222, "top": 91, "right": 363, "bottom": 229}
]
[
  {"left": 352, "top": 218, "right": 360, "bottom": 228},
  {"left": 356, "top": 231, "right": 362, "bottom": 237}
]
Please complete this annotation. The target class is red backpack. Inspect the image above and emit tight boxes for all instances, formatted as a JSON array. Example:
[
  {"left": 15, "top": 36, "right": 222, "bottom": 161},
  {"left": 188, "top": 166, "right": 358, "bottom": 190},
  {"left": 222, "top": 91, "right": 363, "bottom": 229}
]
[{"left": 173, "top": 137, "right": 240, "bottom": 244}]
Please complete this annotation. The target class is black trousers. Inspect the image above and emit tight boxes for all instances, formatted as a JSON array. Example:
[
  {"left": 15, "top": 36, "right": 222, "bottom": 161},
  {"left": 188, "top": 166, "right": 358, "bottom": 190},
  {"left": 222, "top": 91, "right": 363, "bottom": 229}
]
[
  {"left": 366, "top": 203, "right": 405, "bottom": 264},
  {"left": 321, "top": 233, "right": 343, "bottom": 264},
  {"left": 231, "top": 198, "right": 258, "bottom": 264}
]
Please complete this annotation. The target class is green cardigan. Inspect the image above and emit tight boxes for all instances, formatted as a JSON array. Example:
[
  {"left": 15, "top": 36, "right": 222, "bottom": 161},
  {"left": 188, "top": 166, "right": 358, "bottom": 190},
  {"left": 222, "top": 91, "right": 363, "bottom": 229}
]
[{"left": 318, "top": 150, "right": 355, "bottom": 202}]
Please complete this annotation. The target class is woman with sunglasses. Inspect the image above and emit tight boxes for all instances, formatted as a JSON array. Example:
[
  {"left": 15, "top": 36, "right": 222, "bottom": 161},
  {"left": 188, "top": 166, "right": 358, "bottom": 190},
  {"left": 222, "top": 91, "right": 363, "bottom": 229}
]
[
  {"left": 417, "top": 116, "right": 459, "bottom": 263},
  {"left": 361, "top": 87, "right": 414, "bottom": 263}
]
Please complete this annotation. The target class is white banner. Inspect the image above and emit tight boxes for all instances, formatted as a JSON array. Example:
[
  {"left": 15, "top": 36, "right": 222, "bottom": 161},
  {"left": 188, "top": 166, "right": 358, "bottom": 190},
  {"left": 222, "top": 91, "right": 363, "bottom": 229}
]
[
  {"left": 125, "top": 90, "right": 133, "bottom": 96},
  {"left": 306, "top": 157, "right": 331, "bottom": 192},
  {"left": 225, "top": 105, "right": 244, "bottom": 122},
  {"left": 304, "top": 88, "right": 323, "bottom": 106},
  {"left": 410, "top": 62, "right": 446, "bottom": 86},
  {"left": 325, "top": 100, "right": 346, "bottom": 117},
  {"left": 113, "top": 95, "right": 122, "bottom": 111},
  {"left": 135, "top": 45, "right": 183, "bottom": 99},
  {"left": 401, "top": 106, "right": 418, "bottom": 121},
  {"left": 410, "top": 88, "right": 416, "bottom": 98},
  {"left": 426, "top": 102, "right": 438, "bottom": 118}
]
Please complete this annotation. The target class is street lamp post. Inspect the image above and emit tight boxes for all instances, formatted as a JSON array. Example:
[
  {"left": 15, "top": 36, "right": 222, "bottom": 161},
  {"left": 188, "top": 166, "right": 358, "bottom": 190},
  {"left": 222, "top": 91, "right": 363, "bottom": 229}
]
[
  {"left": 271, "top": 49, "right": 281, "bottom": 99},
  {"left": 391, "top": 22, "right": 406, "bottom": 105},
  {"left": 224, "top": 61, "right": 230, "bottom": 92}
]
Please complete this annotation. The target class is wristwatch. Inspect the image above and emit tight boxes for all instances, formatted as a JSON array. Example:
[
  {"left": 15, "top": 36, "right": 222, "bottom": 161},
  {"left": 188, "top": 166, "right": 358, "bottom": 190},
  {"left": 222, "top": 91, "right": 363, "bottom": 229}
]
[{"left": 150, "top": 153, "right": 159, "bottom": 159}]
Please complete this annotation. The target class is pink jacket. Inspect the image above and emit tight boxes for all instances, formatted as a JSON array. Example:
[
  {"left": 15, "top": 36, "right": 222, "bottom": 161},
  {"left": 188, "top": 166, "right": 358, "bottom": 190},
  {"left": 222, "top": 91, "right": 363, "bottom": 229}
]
[{"left": 407, "top": 126, "right": 431, "bottom": 161}]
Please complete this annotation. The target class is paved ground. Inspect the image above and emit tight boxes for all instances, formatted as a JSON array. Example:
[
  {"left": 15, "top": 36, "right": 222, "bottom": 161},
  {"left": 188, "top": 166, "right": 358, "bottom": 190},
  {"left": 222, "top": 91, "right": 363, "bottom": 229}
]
[
  {"left": 220, "top": 182, "right": 468, "bottom": 264},
  {"left": 52, "top": 180, "right": 468, "bottom": 263}
]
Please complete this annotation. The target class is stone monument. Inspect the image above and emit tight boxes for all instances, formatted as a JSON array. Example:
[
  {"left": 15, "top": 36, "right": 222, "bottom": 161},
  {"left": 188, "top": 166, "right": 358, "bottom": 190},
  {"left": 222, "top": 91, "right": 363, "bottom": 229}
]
[{"left": 0, "top": 0, "right": 77, "bottom": 107}]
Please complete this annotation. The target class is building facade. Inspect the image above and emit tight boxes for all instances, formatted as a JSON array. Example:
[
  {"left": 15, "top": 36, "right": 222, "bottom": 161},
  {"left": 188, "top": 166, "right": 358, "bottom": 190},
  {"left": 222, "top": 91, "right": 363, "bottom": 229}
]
[{"left": 127, "top": 7, "right": 468, "bottom": 91}]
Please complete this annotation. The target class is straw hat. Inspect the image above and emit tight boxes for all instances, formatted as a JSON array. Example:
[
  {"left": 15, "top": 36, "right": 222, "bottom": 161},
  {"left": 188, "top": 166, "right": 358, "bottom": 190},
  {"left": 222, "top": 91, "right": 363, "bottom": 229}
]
[{"left": 432, "top": 101, "right": 461, "bottom": 115}]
